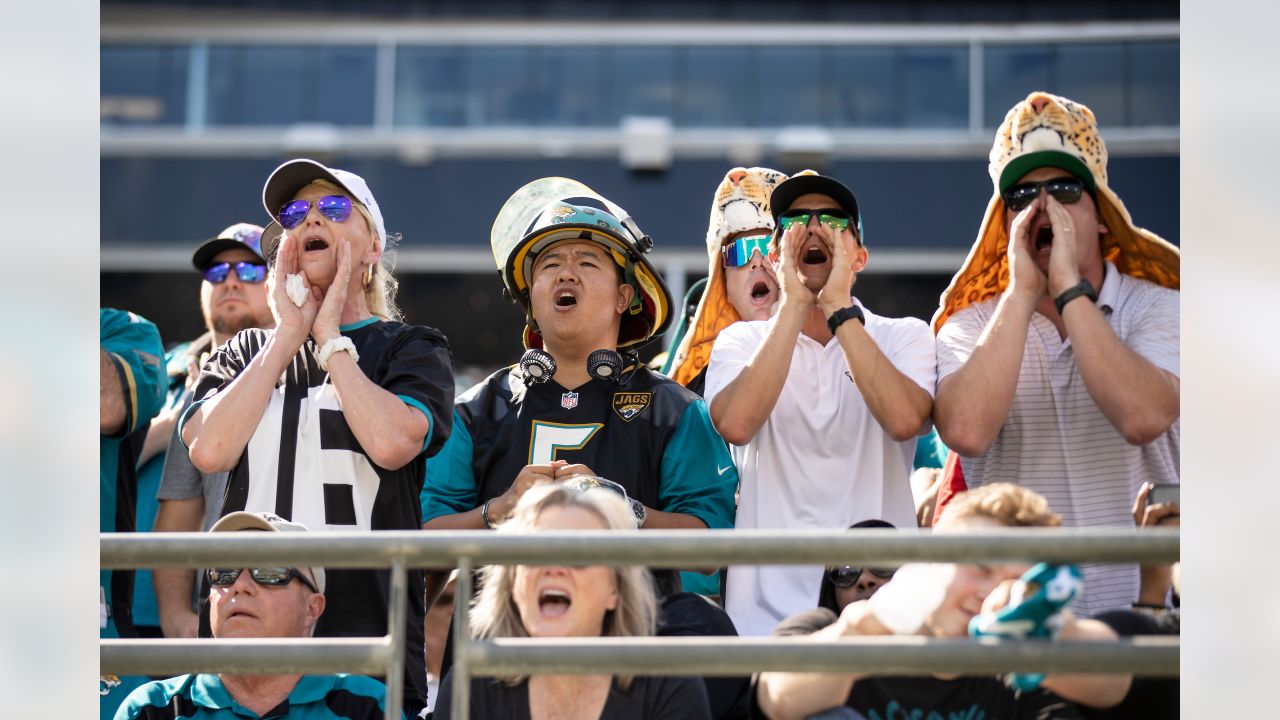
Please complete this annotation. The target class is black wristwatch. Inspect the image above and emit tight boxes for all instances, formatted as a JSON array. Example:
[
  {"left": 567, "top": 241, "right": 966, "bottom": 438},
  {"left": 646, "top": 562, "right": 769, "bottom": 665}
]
[
  {"left": 826, "top": 305, "right": 865, "bottom": 333},
  {"left": 1053, "top": 279, "right": 1098, "bottom": 315}
]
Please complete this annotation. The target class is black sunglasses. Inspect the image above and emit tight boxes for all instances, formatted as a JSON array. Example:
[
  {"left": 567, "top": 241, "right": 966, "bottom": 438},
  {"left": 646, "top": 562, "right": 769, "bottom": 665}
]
[
  {"left": 207, "top": 567, "right": 318, "bottom": 594},
  {"left": 1001, "top": 178, "right": 1085, "bottom": 212},
  {"left": 826, "top": 564, "right": 896, "bottom": 589}
]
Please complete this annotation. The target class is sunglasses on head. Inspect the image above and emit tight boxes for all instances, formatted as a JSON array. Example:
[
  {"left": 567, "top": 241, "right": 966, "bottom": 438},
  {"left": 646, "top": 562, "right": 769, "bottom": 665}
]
[
  {"left": 277, "top": 194, "right": 353, "bottom": 230},
  {"left": 203, "top": 261, "right": 267, "bottom": 284},
  {"left": 1001, "top": 178, "right": 1085, "bottom": 212},
  {"left": 207, "top": 567, "right": 319, "bottom": 594},
  {"left": 778, "top": 209, "right": 851, "bottom": 232},
  {"left": 722, "top": 234, "right": 772, "bottom": 268},
  {"left": 826, "top": 564, "right": 896, "bottom": 589}
]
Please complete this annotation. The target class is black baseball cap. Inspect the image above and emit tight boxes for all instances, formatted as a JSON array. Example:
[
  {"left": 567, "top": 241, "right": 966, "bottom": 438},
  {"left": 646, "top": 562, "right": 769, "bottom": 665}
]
[
  {"left": 191, "top": 223, "right": 268, "bottom": 271},
  {"left": 768, "top": 173, "right": 864, "bottom": 240}
]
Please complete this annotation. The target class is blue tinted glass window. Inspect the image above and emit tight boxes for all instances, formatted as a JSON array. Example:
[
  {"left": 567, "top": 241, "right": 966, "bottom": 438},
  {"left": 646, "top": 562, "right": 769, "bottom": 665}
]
[
  {"left": 755, "top": 47, "right": 824, "bottom": 126},
  {"left": 207, "top": 45, "right": 375, "bottom": 126},
  {"left": 1053, "top": 43, "right": 1126, "bottom": 127},
  {"left": 900, "top": 46, "right": 968, "bottom": 128},
  {"left": 984, "top": 45, "right": 1051, "bottom": 127},
  {"left": 1128, "top": 41, "right": 1178, "bottom": 126},
  {"left": 312, "top": 46, "right": 378, "bottom": 126},
  {"left": 829, "top": 47, "right": 897, "bottom": 126},
  {"left": 466, "top": 47, "right": 535, "bottom": 126},
  {"left": 680, "top": 47, "right": 752, "bottom": 126},
  {"left": 538, "top": 47, "right": 607, "bottom": 126},
  {"left": 611, "top": 47, "right": 676, "bottom": 121},
  {"left": 395, "top": 47, "right": 466, "bottom": 127},
  {"left": 102, "top": 45, "right": 189, "bottom": 126}
]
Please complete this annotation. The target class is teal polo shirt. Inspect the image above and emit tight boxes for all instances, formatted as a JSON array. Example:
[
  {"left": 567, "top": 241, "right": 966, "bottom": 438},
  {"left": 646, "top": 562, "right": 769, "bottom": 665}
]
[{"left": 114, "top": 673, "right": 403, "bottom": 720}]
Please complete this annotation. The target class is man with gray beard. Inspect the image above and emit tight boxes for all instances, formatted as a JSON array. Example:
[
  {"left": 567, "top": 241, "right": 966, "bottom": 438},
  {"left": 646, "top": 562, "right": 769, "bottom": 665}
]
[{"left": 143, "top": 223, "right": 275, "bottom": 639}]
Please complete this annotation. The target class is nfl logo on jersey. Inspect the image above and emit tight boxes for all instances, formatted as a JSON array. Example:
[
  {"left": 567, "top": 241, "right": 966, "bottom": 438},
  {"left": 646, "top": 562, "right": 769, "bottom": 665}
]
[{"left": 561, "top": 391, "right": 579, "bottom": 410}]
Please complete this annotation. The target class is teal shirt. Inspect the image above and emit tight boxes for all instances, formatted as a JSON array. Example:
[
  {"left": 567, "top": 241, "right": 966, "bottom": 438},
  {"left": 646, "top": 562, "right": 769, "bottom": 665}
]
[
  {"left": 912, "top": 427, "right": 948, "bottom": 470},
  {"left": 421, "top": 400, "right": 737, "bottom": 532},
  {"left": 100, "top": 309, "right": 165, "bottom": 720},
  {"left": 420, "top": 369, "right": 736, "bottom": 597},
  {"left": 99, "top": 308, "right": 165, "bottom": 607},
  {"left": 115, "top": 674, "right": 403, "bottom": 720}
]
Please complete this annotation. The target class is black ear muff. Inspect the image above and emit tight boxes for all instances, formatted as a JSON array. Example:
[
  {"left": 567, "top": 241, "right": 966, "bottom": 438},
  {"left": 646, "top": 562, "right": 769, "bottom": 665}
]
[
  {"left": 587, "top": 349, "right": 624, "bottom": 384},
  {"left": 519, "top": 349, "right": 557, "bottom": 384}
]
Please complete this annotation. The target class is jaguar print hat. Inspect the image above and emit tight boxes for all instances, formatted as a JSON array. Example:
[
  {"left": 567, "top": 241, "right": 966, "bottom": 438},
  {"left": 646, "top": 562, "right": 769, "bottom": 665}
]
[
  {"left": 668, "top": 167, "right": 787, "bottom": 387},
  {"left": 931, "top": 91, "right": 1180, "bottom": 332}
]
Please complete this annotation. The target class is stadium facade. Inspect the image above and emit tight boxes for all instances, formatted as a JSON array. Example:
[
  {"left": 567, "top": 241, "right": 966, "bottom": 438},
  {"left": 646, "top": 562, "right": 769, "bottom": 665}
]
[{"left": 101, "top": 1, "right": 1178, "bottom": 371}]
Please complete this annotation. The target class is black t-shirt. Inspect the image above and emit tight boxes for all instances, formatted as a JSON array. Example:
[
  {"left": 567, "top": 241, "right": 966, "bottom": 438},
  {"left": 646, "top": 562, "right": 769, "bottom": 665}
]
[
  {"left": 190, "top": 319, "right": 454, "bottom": 715},
  {"left": 752, "top": 608, "right": 1083, "bottom": 720},
  {"left": 434, "top": 672, "right": 712, "bottom": 720}
]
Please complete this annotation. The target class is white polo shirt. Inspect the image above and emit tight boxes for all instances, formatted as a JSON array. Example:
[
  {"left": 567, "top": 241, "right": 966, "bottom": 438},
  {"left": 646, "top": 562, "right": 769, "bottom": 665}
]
[
  {"left": 936, "top": 261, "right": 1180, "bottom": 616},
  {"left": 706, "top": 299, "right": 936, "bottom": 636}
]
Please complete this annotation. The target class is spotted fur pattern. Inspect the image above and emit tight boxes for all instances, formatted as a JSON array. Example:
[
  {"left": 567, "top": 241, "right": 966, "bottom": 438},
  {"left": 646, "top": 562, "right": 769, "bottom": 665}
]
[
  {"left": 932, "top": 92, "right": 1179, "bottom": 332},
  {"left": 989, "top": 92, "right": 1108, "bottom": 187},
  {"left": 705, "top": 167, "right": 788, "bottom": 255}
]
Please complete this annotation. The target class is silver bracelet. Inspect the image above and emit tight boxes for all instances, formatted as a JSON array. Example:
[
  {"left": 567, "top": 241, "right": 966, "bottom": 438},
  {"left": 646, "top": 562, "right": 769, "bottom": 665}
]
[{"left": 481, "top": 498, "right": 496, "bottom": 529}]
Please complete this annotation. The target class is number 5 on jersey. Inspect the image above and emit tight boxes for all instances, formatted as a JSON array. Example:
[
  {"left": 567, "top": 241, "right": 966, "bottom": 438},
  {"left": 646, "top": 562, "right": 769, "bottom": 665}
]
[{"left": 529, "top": 421, "right": 603, "bottom": 465}]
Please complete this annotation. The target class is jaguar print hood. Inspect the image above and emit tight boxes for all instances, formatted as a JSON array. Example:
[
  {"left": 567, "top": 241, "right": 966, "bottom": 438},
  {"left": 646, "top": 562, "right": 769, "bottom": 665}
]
[
  {"left": 932, "top": 91, "right": 1180, "bottom": 332},
  {"left": 668, "top": 166, "right": 787, "bottom": 387}
]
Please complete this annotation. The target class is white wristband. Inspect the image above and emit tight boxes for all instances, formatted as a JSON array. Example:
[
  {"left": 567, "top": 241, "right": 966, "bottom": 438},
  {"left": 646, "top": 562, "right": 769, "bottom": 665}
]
[{"left": 316, "top": 336, "right": 359, "bottom": 371}]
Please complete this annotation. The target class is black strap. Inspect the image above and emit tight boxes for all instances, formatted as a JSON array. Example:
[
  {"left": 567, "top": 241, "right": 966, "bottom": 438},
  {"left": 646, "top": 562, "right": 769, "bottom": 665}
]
[
  {"left": 826, "top": 305, "right": 865, "bottom": 334},
  {"left": 1053, "top": 279, "right": 1098, "bottom": 315}
]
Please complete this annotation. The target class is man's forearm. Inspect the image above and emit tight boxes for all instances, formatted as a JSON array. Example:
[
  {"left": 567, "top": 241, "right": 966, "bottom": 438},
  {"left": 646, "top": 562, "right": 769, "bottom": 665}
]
[
  {"left": 152, "top": 497, "right": 205, "bottom": 638},
  {"left": 709, "top": 304, "right": 807, "bottom": 445},
  {"left": 138, "top": 405, "right": 179, "bottom": 467},
  {"left": 640, "top": 508, "right": 708, "bottom": 530},
  {"left": 325, "top": 351, "right": 429, "bottom": 470},
  {"left": 831, "top": 320, "right": 932, "bottom": 442},
  {"left": 154, "top": 568, "right": 199, "bottom": 638},
  {"left": 1042, "top": 617, "right": 1131, "bottom": 708},
  {"left": 101, "top": 348, "right": 126, "bottom": 435},
  {"left": 934, "top": 292, "right": 1036, "bottom": 456},
  {"left": 422, "top": 508, "right": 487, "bottom": 531},
  {"left": 757, "top": 605, "right": 884, "bottom": 719},
  {"left": 184, "top": 331, "right": 299, "bottom": 472},
  {"left": 1061, "top": 299, "right": 1179, "bottom": 445}
]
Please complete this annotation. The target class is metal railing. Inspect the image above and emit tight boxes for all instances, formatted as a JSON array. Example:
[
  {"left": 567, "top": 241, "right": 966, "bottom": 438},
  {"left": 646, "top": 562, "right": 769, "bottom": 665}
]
[{"left": 101, "top": 528, "right": 1180, "bottom": 719}]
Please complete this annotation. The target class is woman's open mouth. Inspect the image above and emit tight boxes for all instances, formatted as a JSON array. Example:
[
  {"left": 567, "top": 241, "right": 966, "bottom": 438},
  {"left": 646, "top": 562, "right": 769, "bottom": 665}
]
[
  {"left": 304, "top": 238, "right": 330, "bottom": 253},
  {"left": 538, "top": 589, "right": 572, "bottom": 617}
]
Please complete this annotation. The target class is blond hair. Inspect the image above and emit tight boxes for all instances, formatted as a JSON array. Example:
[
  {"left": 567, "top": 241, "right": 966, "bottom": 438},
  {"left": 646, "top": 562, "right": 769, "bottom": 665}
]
[
  {"left": 299, "top": 180, "right": 402, "bottom": 321},
  {"left": 939, "top": 482, "right": 1061, "bottom": 529},
  {"left": 469, "top": 482, "right": 657, "bottom": 689}
]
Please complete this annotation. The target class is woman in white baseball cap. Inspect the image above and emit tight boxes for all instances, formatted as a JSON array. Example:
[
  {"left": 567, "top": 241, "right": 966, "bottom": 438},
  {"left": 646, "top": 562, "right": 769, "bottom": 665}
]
[{"left": 180, "top": 158, "right": 456, "bottom": 716}]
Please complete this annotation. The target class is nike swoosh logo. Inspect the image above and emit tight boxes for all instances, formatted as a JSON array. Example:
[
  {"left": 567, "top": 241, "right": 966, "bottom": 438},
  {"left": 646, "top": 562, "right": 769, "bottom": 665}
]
[{"left": 718, "top": 465, "right": 733, "bottom": 475}]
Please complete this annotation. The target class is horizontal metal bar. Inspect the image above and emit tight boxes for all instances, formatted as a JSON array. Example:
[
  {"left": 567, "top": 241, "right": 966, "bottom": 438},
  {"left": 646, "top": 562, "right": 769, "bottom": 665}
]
[
  {"left": 470, "top": 636, "right": 1180, "bottom": 677},
  {"left": 101, "top": 528, "right": 1179, "bottom": 570},
  {"left": 98, "top": 246, "right": 970, "bottom": 275},
  {"left": 101, "top": 17, "right": 1178, "bottom": 45},
  {"left": 100, "top": 638, "right": 391, "bottom": 676},
  {"left": 98, "top": 126, "right": 1180, "bottom": 160}
]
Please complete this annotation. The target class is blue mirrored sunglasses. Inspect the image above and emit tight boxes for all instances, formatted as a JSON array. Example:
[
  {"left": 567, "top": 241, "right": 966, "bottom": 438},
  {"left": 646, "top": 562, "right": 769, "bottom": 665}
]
[
  {"left": 721, "top": 234, "right": 772, "bottom": 268},
  {"left": 203, "top": 261, "right": 267, "bottom": 284},
  {"left": 277, "top": 194, "right": 353, "bottom": 230}
]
